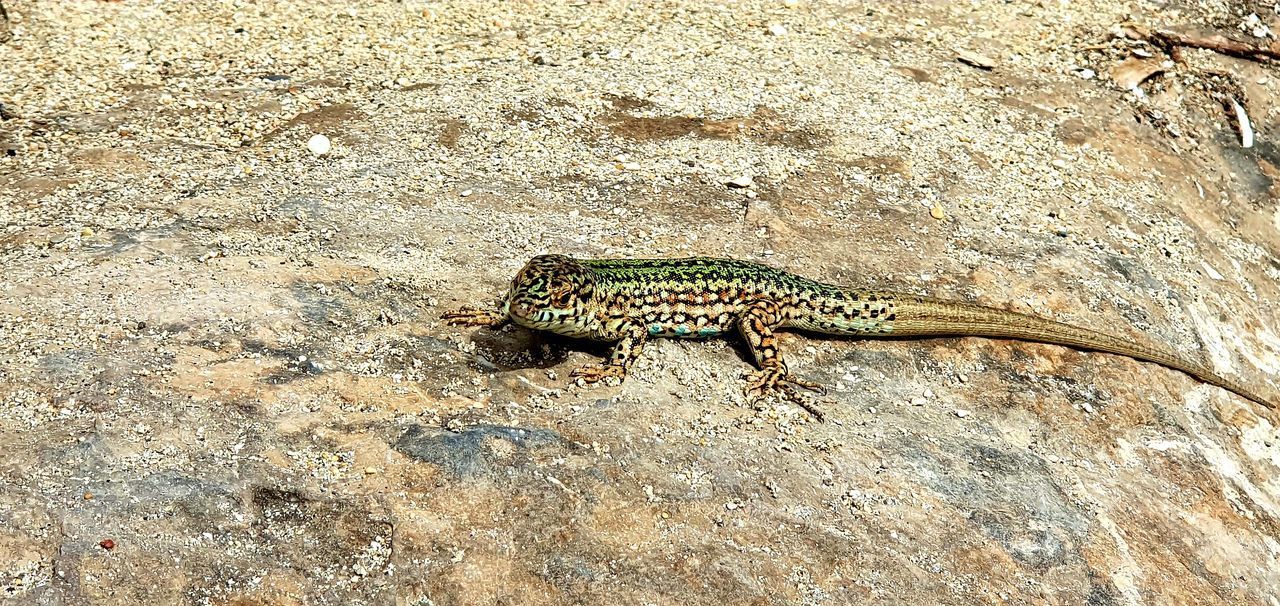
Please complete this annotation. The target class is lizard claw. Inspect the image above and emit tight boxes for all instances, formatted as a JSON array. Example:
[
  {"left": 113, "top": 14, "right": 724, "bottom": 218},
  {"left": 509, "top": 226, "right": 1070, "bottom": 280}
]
[
  {"left": 745, "top": 367, "right": 827, "bottom": 421},
  {"left": 783, "top": 374, "right": 826, "bottom": 396},
  {"left": 441, "top": 307, "right": 507, "bottom": 327},
  {"left": 570, "top": 363, "right": 626, "bottom": 387}
]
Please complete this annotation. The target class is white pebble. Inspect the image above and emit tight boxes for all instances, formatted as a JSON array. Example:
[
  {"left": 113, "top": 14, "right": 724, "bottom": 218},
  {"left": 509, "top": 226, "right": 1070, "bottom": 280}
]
[
  {"left": 1201, "top": 261, "right": 1223, "bottom": 281},
  {"left": 768, "top": 24, "right": 788, "bottom": 36},
  {"left": 954, "top": 409, "right": 971, "bottom": 418},
  {"left": 307, "top": 134, "right": 331, "bottom": 156},
  {"left": 459, "top": 189, "right": 473, "bottom": 197}
]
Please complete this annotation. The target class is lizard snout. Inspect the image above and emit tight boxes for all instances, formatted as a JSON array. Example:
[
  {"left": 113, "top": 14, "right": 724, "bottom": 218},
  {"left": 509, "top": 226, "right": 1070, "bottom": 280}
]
[{"left": 509, "top": 301, "right": 536, "bottom": 318}]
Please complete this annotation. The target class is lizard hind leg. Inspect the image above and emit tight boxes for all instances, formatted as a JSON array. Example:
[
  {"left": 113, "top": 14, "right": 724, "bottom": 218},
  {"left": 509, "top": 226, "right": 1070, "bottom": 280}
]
[{"left": 737, "top": 299, "right": 828, "bottom": 420}]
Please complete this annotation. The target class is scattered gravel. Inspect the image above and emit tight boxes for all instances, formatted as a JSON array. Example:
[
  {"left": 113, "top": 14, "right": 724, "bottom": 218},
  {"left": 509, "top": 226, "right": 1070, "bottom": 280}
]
[{"left": 1, "top": 0, "right": 1278, "bottom": 604}]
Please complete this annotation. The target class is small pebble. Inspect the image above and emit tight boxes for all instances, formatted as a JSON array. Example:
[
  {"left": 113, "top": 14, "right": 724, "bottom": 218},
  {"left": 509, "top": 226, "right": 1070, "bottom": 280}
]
[
  {"left": 460, "top": 189, "right": 473, "bottom": 197},
  {"left": 954, "top": 409, "right": 971, "bottom": 418},
  {"left": 80, "top": 227, "right": 95, "bottom": 237},
  {"left": 929, "top": 204, "right": 945, "bottom": 220},
  {"left": 1201, "top": 261, "right": 1223, "bottom": 281},
  {"left": 910, "top": 397, "right": 927, "bottom": 406},
  {"left": 726, "top": 174, "right": 754, "bottom": 188},
  {"left": 767, "top": 24, "right": 787, "bottom": 36},
  {"left": 307, "top": 134, "right": 331, "bottom": 156}
]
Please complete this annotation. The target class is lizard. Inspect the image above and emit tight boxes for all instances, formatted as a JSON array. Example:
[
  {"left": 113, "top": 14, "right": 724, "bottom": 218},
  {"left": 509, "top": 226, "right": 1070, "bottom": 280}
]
[{"left": 442, "top": 254, "right": 1275, "bottom": 417}]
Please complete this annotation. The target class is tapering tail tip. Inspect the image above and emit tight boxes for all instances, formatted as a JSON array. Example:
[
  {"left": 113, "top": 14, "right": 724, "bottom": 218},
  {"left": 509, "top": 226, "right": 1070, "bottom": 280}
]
[{"left": 888, "top": 295, "right": 1278, "bottom": 413}]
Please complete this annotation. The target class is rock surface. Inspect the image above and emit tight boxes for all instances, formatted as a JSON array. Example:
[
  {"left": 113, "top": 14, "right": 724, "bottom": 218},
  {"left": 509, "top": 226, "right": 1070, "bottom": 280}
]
[{"left": 1, "top": 0, "right": 1279, "bottom": 604}]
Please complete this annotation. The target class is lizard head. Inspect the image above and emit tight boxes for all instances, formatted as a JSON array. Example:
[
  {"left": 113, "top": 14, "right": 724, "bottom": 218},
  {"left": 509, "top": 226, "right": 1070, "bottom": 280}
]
[{"left": 504, "top": 254, "right": 597, "bottom": 335}]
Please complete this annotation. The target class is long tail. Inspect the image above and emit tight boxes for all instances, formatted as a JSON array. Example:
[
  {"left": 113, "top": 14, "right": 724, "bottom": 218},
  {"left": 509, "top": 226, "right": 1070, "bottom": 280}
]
[{"left": 808, "top": 291, "right": 1275, "bottom": 410}]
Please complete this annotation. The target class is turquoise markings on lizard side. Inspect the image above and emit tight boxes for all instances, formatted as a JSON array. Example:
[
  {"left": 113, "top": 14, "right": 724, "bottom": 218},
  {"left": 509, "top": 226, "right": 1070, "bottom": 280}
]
[
  {"left": 697, "top": 326, "right": 720, "bottom": 337},
  {"left": 646, "top": 324, "right": 700, "bottom": 337}
]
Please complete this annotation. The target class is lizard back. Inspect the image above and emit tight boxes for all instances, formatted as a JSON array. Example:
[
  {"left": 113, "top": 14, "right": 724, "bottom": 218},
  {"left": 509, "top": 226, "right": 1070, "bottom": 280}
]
[{"left": 582, "top": 257, "right": 847, "bottom": 338}]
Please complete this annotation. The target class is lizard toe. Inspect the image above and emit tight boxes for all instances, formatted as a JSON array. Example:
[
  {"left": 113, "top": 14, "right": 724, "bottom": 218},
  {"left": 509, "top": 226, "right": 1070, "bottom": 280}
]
[
  {"left": 570, "top": 363, "right": 626, "bottom": 386},
  {"left": 743, "top": 369, "right": 827, "bottom": 421}
]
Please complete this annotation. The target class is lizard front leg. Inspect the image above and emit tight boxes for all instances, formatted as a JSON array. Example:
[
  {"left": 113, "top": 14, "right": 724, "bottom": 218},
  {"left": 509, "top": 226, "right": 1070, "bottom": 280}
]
[
  {"left": 738, "top": 299, "right": 827, "bottom": 419},
  {"left": 571, "top": 323, "right": 648, "bottom": 387},
  {"left": 441, "top": 306, "right": 509, "bottom": 328}
]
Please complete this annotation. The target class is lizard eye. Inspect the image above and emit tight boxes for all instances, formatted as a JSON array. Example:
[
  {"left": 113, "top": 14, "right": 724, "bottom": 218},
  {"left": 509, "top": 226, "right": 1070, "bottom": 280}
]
[
  {"left": 544, "top": 279, "right": 573, "bottom": 307},
  {"left": 550, "top": 289, "right": 573, "bottom": 307}
]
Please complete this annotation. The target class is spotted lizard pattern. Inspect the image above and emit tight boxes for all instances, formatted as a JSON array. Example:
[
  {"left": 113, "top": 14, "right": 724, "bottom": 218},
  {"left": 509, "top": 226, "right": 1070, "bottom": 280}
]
[{"left": 443, "top": 255, "right": 1275, "bottom": 417}]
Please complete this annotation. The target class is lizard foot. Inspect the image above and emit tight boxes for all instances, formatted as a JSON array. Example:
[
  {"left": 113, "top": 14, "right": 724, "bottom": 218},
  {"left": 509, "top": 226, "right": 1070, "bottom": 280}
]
[
  {"left": 745, "top": 367, "right": 827, "bottom": 421},
  {"left": 441, "top": 307, "right": 507, "bottom": 327},
  {"left": 570, "top": 363, "right": 626, "bottom": 387}
]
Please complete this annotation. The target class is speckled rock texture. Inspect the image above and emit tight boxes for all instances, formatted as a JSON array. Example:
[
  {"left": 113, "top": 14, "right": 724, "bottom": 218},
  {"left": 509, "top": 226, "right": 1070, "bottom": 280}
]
[{"left": 1, "top": 1, "right": 1279, "bottom": 604}]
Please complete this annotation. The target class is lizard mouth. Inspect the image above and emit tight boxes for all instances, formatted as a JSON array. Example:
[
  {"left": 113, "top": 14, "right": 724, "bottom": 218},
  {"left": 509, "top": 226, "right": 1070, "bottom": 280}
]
[
  {"left": 508, "top": 302, "right": 552, "bottom": 326},
  {"left": 512, "top": 312, "right": 559, "bottom": 331},
  {"left": 509, "top": 301, "right": 541, "bottom": 320}
]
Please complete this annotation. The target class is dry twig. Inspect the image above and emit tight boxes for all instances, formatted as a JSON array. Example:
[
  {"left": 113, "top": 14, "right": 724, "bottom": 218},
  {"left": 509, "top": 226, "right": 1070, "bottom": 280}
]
[
  {"left": 0, "top": 2, "right": 10, "bottom": 44},
  {"left": 1139, "top": 26, "right": 1280, "bottom": 63}
]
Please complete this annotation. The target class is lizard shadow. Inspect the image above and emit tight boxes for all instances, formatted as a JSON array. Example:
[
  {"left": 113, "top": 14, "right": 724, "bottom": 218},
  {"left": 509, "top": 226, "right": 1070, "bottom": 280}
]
[
  {"left": 468, "top": 327, "right": 611, "bottom": 372},
  {"left": 723, "top": 331, "right": 977, "bottom": 374}
]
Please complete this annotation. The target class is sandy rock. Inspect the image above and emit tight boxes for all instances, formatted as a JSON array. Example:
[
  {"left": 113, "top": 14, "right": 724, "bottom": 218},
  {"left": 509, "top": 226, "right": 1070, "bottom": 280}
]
[{"left": 0, "top": 1, "right": 1277, "bottom": 604}]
